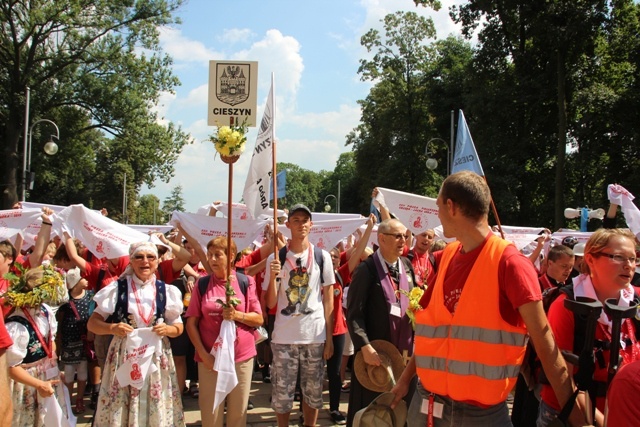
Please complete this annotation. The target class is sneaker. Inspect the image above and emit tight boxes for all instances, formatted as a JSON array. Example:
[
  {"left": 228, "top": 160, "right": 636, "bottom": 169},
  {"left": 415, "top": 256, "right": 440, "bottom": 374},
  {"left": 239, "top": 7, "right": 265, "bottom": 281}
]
[
  {"left": 247, "top": 400, "right": 254, "bottom": 410},
  {"left": 263, "top": 375, "right": 271, "bottom": 384},
  {"left": 330, "top": 410, "right": 346, "bottom": 425}
]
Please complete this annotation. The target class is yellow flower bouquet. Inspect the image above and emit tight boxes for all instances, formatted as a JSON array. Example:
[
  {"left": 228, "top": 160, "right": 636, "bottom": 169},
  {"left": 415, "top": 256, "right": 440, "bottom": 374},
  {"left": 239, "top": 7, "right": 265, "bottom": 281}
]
[
  {"left": 210, "top": 120, "right": 248, "bottom": 163},
  {"left": 396, "top": 286, "right": 424, "bottom": 329}
]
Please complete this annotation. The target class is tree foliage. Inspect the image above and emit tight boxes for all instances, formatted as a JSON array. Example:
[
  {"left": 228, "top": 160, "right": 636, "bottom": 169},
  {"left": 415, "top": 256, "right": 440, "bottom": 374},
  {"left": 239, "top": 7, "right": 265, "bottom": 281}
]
[
  {"left": 0, "top": 0, "right": 190, "bottom": 212},
  {"left": 162, "top": 184, "right": 185, "bottom": 215},
  {"left": 346, "top": 3, "right": 640, "bottom": 228}
]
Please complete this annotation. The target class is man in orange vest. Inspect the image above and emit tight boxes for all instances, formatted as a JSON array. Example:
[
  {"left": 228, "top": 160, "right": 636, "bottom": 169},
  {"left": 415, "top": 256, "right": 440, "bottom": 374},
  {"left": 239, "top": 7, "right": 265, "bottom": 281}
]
[{"left": 390, "top": 171, "right": 588, "bottom": 426}]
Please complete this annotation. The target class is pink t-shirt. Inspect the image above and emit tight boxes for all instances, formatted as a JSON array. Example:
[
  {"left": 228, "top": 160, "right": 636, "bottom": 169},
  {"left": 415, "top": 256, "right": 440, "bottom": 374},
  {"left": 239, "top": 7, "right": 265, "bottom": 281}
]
[{"left": 185, "top": 272, "right": 262, "bottom": 363}]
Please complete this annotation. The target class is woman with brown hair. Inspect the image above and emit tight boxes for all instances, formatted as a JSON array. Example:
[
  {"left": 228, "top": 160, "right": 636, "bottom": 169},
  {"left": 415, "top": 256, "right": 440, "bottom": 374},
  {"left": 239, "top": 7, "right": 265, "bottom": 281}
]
[
  {"left": 538, "top": 228, "right": 640, "bottom": 427},
  {"left": 185, "top": 236, "right": 263, "bottom": 427}
]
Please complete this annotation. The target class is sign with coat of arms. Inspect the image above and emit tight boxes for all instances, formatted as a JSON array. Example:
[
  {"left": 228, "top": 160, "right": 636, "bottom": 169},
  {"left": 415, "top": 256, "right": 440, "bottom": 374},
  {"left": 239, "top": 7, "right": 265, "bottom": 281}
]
[{"left": 208, "top": 60, "right": 258, "bottom": 127}]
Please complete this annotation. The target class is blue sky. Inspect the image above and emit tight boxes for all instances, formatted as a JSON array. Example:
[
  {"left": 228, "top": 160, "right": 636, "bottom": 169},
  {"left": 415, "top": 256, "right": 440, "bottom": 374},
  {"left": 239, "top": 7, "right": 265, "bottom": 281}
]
[{"left": 143, "top": 0, "right": 465, "bottom": 213}]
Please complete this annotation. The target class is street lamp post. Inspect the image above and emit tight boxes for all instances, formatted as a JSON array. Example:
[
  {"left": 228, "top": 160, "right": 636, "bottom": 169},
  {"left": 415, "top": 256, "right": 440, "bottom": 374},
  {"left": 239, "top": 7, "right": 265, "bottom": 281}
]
[
  {"left": 564, "top": 207, "right": 605, "bottom": 231},
  {"left": 324, "top": 194, "right": 338, "bottom": 213},
  {"left": 424, "top": 137, "right": 450, "bottom": 176},
  {"left": 22, "top": 119, "right": 60, "bottom": 201}
]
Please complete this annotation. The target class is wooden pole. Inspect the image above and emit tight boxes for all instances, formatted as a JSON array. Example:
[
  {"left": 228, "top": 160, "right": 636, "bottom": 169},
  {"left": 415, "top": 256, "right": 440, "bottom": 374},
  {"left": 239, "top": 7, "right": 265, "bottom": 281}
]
[
  {"left": 226, "top": 116, "right": 234, "bottom": 303},
  {"left": 484, "top": 176, "right": 504, "bottom": 239}
]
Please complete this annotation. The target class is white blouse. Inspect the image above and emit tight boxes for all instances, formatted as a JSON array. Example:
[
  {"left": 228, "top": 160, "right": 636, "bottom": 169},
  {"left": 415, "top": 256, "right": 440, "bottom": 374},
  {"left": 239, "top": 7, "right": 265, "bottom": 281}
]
[
  {"left": 93, "top": 274, "right": 183, "bottom": 327},
  {"left": 5, "top": 304, "right": 57, "bottom": 367}
]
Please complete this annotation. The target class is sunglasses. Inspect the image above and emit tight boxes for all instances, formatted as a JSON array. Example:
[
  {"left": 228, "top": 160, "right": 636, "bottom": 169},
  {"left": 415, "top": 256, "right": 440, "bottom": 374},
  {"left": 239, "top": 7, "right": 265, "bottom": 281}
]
[{"left": 134, "top": 254, "right": 157, "bottom": 261}]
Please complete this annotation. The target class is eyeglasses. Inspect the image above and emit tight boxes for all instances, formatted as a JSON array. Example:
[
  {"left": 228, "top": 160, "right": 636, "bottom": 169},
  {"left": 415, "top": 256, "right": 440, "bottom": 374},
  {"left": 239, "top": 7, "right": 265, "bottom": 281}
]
[
  {"left": 134, "top": 254, "right": 157, "bottom": 261},
  {"left": 595, "top": 252, "right": 637, "bottom": 265},
  {"left": 382, "top": 233, "right": 408, "bottom": 241}
]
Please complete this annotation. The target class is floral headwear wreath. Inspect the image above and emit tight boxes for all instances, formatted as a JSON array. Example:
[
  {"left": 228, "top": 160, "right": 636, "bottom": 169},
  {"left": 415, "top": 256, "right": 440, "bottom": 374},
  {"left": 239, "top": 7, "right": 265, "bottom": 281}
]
[{"left": 2, "top": 264, "right": 66, "bottom": 308}]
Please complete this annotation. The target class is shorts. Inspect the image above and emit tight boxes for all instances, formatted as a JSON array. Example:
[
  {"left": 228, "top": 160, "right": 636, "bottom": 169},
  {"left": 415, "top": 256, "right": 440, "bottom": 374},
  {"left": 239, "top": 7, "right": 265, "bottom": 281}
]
[
  {"left": 270, "top": 342, "right": 324, "bottom": 413},
  {"left": 63, "top": 360, "right": 88, "bottom": 382},
  {"left": 343, "top": 330, "right": 354, "bottom": 356},
  {"left": 94, "top": 334, "right": 113, "bottom": 368},
  {"left": 169, "top": 326, "right": 190, "bottom": 356}
]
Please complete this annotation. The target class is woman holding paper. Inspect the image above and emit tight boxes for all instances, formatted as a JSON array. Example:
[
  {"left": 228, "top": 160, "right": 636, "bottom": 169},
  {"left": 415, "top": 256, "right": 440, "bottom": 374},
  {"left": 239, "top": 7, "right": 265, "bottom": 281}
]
[
  {"left": 185, "top": 236, "right": 263, "bottom": 427},
  {"left": 4, "top": 265, "right": 70, "bottom": 426},
  {"left": 87, "top": 241, "right": 185, "bottom": 427}
]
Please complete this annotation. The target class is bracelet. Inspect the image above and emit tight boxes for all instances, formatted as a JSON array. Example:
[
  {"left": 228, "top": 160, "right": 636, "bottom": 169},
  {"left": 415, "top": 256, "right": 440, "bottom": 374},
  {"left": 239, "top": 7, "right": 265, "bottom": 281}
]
[{"left": 42, "top": 221, "right": 52, "bottom": 226}]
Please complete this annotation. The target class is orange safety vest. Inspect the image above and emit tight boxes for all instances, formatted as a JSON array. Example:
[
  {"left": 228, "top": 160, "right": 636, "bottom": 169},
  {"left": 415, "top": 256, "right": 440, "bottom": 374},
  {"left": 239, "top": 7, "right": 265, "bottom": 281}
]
[{"left": 414, "top": 235, "right": 528, "bottom": 406}]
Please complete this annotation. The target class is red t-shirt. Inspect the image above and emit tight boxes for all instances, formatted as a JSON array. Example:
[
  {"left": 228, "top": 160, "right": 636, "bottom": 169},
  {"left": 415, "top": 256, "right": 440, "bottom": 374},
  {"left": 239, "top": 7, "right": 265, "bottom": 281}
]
[
  {"left": 402, "top": 247, "right": 434, "bottom": 288},
  {"left": 0, "top": 278, "right": 11, "bottom": 317},
  {"left": 0, "top": 314, "right": 12, "bottom": 350},
  {"left": 157, "top": 259, "right": 181, "bottom": 284},
  {"left": 82, "top": 248, "right": 105, "bottom": 267},
  {"left": 331, "top": 264, "right": 350, "bottom": 336},
  {"left": 606, "top": 360, "right": 640, "bottom": 425},
  {"left": 235, "top": 248, "right": 263, "bottom": 270},
  {"left": 541, "top": 293, "right": 640, "bottom": 412},
  {"left": 419, "top": 234, "right": 541, "bottom": 327},
  {"left": 82, "top": 263, "right": 119, "bottom": 291}
]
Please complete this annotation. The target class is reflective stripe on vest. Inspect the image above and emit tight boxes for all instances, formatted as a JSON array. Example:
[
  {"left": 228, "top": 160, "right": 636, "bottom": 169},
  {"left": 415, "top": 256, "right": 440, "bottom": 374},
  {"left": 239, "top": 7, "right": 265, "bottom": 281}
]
[
  {"left": 414, "top": 236, "right": 528, "bottom": 405},
  {"left": 415, "top": 324, "right": 527, "bottom": 347},
  {"left": 415, "top": 355, "right": 522, "bottom": 381}
]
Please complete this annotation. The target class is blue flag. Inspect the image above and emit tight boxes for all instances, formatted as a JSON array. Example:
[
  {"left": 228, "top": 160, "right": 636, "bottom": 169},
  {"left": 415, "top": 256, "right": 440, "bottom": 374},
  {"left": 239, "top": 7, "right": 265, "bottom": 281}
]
[
  {"left": 269, "top": 170, "right": 286, "bottom": 201},
  {"left": 451, "top": 110, "right": 484, "bottom": 176}
]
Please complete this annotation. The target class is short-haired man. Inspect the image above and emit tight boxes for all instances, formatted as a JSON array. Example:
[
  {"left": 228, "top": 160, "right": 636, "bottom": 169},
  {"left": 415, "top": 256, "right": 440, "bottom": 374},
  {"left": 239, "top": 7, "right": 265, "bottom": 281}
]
[
  {"left": 265, "top": 204, "right": 335, "bottom": 427},
  {"left": 346, "top": 218, "right": 416, "bottom": 426},
  {"left": 540, "top": 245, "right": 575, "bottom": 291},
  {"left": 390, "top": 171, "right": 586, "bottom": 426}
]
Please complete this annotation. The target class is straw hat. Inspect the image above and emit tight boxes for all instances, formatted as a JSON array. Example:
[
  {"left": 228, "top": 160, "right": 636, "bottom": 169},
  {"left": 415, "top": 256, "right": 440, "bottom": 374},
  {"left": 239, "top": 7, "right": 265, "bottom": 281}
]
[
  {"left": 354, "top": 340, "right": 405, "bottom": 393},
  {"left": 353, "top": 392, "right": 407, "bottom": 427}
]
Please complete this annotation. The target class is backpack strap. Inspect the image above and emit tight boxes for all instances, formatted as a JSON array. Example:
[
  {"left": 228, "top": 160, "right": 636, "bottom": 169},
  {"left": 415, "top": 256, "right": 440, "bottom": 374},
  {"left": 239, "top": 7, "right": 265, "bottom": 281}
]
[
  {"left": 197, "top": 275, "right": 210, "bottom": 300},
  {"left": 95, "top": 267, "right": 107, "bottom": 292},
  {"left": 278, "top": 246, "right": 325, "bottom": 284}
]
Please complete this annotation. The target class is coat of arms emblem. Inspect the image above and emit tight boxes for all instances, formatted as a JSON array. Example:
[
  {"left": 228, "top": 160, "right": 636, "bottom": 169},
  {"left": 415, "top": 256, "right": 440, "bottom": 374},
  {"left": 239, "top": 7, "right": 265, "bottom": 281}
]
[{"left": 216, "top": 63, "right": 250, "bottom": 106}]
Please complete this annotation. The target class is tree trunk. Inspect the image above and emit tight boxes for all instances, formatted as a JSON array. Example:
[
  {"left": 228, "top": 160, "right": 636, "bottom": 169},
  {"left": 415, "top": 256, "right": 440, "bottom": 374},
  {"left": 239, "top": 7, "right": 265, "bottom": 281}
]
[{"left": 555, "top": 48, "right": 567, "bottom": 229}]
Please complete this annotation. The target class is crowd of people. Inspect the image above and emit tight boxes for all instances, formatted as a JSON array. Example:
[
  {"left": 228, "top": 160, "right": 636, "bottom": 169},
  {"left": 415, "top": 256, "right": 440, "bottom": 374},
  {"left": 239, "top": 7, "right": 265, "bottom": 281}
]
[{"left": 0, "top": 171, "right": 639, "bottom": 427}]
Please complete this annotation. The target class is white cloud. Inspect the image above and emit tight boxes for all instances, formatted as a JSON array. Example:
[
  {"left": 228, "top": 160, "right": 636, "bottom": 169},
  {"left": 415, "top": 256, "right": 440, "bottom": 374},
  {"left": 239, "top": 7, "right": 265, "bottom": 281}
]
[
  {"left": 159, "top": 27, "right": 223, "bottom": 65},
  {"left": 218, "top": 28, "right": 255, "bottom": 44}
]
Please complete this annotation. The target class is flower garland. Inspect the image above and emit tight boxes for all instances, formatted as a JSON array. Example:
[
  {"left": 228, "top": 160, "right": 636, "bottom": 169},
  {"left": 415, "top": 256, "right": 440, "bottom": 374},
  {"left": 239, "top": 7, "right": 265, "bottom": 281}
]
[
  {"left": 210, "top": 120, "right": 249, "bottom": 158},
  {"left": 2, "top": 264, "right": 66, "bottom": 308},
  {"left": 397, "top": 286, "right": 425, "bottom": 330}
]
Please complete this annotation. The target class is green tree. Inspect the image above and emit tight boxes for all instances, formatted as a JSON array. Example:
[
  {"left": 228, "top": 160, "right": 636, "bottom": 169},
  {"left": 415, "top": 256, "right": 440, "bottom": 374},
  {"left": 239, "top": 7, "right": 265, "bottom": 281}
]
[
  {"left": 162, "top": 185, "right": 185, "bottom": 214},
  {"left": 348, "top": 12, "right": 468, "bottom": 212},
  {"left": 136, "top": 194, "right": 164, "bottom": 225},
  {"left": 276, "top": 163, "right": 327, "bottom": 212},
  {"left": 0, "top": 0, "right": 190, "bottom": 210}
]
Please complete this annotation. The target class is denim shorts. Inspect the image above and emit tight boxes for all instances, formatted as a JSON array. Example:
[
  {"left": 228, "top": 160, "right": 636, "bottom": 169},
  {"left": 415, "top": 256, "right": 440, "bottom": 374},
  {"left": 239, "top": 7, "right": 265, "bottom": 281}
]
[{"left": 408, "top": 381, "right": 513, "bottom": 427}]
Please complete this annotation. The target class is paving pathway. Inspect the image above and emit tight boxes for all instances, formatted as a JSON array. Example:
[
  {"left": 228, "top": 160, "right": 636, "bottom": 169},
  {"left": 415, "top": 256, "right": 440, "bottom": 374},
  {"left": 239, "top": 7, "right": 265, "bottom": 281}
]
[{"left": 75, "top": 371, "right": 350, "bottom": 426}]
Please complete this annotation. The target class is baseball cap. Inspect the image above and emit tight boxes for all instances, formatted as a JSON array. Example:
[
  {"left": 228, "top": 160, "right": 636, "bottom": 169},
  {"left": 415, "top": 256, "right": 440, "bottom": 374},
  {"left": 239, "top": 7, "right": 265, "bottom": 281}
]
[
  {"left": 288, "top": 203, "right": 312, "bottom": 220},
  {"left": 573, "top": 243, "right": 585, "bottom": 257}
]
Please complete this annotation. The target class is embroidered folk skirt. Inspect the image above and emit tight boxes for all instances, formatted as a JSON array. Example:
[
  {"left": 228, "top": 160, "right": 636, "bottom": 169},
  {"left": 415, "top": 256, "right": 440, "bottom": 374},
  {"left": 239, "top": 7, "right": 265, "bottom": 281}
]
[
  {"left": 10, "top": 356, "right": 69, "bottom": 427},
  {"left": 93, "top": 335, "right": 185, "bottom": 427}
]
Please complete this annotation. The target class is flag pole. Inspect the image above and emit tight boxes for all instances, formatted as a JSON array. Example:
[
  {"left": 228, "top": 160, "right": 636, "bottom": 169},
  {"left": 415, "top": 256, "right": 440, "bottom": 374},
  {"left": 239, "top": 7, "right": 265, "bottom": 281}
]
[
  {"left": 270, "top": 74, "right": 278, "bottom": 259},
  {"left": 486, "top": 179, "right": 505, "bottom": 239}
]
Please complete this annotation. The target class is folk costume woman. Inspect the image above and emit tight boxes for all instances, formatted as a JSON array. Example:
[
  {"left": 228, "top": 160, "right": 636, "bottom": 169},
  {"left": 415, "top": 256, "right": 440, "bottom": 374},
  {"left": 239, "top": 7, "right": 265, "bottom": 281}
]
[
  {"left": 4, "top": 265, "right": 70, "bottom": 427},
  {"left": 87, "top": 241, "right": 185, "bottom": 427}
]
